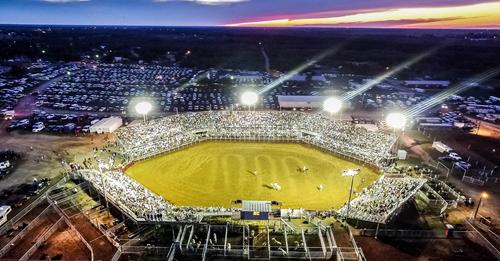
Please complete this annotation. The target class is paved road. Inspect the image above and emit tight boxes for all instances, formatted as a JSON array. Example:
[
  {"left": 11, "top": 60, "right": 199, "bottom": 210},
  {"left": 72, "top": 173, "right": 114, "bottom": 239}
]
[{"left": 260, "top": 45, "right": 271, "bottom": 73}]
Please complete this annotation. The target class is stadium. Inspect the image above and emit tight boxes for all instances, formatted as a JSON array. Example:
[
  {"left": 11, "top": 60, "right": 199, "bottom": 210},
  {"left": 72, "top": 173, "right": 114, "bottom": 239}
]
[
  {"left": 74, "top": 110, "right": 416, "bottom": 223},
  {"left": 58, "top": 109, "right": 441, "bottom": 260}
]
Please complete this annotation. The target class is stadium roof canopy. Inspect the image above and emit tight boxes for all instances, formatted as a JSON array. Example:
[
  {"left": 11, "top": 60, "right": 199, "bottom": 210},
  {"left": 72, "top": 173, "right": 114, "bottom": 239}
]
[
  {"left": 277, "top": 95, "right": 326, "bottom": 108},
  {"left": 242, "top": 200, "right": 272, "bottom": 212}
]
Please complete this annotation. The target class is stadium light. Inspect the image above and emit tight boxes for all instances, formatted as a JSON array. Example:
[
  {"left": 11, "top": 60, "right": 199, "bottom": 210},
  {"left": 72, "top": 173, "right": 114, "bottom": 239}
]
[
  {"left": 241, "top": 91, "right": 258, "bottom": 107},
  {"left": 135, "top": 101, "right": 152, "bottom": 123},
  {"left": 342, "top": 168, "right": 359, "bottom": 222},
  {"left": 323, "top": 97, "right": 342, "bottom": 114},
  {"left": 386, "top": 112, "right": 407, "bottom": 130}
]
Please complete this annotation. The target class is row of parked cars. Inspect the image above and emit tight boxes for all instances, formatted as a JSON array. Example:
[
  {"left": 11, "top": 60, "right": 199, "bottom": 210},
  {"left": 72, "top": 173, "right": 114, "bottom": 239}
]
[
  {"left": 34, "top": 63, "right": 343, "bottom": 114},
  {"left": 0, "top": 178, "right": 50, "bottom": 209},
  {"left": 6, "top": 111, "right": 102, "bottom": 134},
  {"left": 0, "top": 62, "right": 82, "bottom": 119}
]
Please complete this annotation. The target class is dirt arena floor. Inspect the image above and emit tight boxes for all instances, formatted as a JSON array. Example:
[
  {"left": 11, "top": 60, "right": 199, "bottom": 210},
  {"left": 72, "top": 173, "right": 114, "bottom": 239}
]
[
  {"left": 2, "top": 207, "right": 60, "bottom": 259},
  {"left": 69, "top": 213, "right": 116, "bottom": 261},
  {"left": 32, "top": 224, "right": 92, "bottom": 261},
  {"left": 125, "top": 141, "right": 380, "bottom": 210}
]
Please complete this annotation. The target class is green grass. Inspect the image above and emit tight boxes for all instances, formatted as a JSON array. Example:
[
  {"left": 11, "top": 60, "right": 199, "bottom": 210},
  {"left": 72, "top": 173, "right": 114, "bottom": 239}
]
[{"left": 125, "top": 141, "right": 380, "bottom": 210}]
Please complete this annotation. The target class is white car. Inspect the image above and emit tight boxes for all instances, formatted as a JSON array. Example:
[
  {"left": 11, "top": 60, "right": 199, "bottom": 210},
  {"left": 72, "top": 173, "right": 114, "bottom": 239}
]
[
  {"left": 32, "top": 125, "right": 45, "bottom": 133},
  {"left": 0, "top": 161, "right": 10, "bottom": 170},
  {"left": 455, "top": 161, "right": 471, "bottom": 169},
  {"left": 448, "top": 152, "right": 462, "bottom": 161}
]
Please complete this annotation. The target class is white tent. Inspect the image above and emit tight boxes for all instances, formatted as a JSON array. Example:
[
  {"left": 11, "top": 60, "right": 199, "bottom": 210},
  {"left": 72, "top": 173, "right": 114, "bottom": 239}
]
[{"left": 90, "top": 117, "right": 122, "bottom": 134}]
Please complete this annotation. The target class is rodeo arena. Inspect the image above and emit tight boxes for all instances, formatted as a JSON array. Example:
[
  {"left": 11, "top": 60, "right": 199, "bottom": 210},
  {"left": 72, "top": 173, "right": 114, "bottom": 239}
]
[{"left": 0, "top": 109, "right": 490, "bottom": 261}]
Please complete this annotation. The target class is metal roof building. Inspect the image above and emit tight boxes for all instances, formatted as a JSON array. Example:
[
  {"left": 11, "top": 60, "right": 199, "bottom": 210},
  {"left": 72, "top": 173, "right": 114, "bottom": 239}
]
[{"left": 277, "top": 95, "right": 326, "bottom": 109}]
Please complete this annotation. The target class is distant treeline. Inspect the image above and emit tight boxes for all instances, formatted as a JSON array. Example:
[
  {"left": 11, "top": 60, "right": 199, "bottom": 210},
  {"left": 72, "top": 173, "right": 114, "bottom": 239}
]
[{"left": 1, "top": 25, "right": 499, "bottom": 80}]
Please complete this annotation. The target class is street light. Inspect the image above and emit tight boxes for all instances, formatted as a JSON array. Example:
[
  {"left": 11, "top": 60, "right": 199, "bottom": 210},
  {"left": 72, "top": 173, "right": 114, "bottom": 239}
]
[
  {"left": 342, "top": 168, "right": 360, "bottom": 222},
  {"left": 386, "top": 112, "right": 407, "bottom": 130},
  {"left": 240, "top": 91, "right": 258, "bottom": 110},
  {"left": 473, "top": 192, "right": 488, "bottom": 219},
  {"left": 135, "top": 101, "right": 152, "bottom": 123}
]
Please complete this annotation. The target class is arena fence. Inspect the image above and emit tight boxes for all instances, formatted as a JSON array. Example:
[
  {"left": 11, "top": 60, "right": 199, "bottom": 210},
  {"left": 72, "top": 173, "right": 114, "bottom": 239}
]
[
  {"left": 123, "top": 135, "right": 384, "bottom": 173},
  {"left": 169, "top": 223, "right": 368, "bottom": 260},
  {"left": 48, "top": 197, "right": 94, "bottom": 261},
  {"left": 485, "top": 177, "right": 500, "bottom": 183},
  {"left": 464, "top": 219, "right": 500, "bottom": 260},
  {"left": 353, "top": 228, "right": 471, "bottom": 239},
  {"left": 0, "top": 205, "right": 53, "bottom": 258},
  {"left": 0, "top": 195, "right": 47, "bottom": 237},
  {"left": 18, "top": 217, "right": 65, "bottom": 261},
  {"left": 462, "top": 175, "right": 485, "bottom": 186}
]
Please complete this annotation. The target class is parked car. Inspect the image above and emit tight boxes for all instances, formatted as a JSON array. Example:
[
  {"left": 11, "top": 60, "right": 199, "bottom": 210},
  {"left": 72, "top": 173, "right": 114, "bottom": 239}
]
[
  {"left": 448, "top": 152, "right": 462, "bottom": 161},
  {"left": 455, "top": 161, "right": 471, "bottom": 170},
  {"left": 0, "top": 161, "right": 10, "bottom": 170}
]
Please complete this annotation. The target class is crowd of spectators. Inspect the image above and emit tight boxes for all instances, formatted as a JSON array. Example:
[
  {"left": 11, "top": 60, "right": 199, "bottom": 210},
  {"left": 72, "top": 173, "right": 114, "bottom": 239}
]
[
  {"left": 115, "top": 111, "right": 397, "bottom": 165},
  {"left": 337, "top": 177, "right": 426, "bottom": 223},
  {"left": 79, "top": 111, "right": 402, "bottom": 223},
  {"left": 77, "top": 169, "right": 234, "bottom": 222}
]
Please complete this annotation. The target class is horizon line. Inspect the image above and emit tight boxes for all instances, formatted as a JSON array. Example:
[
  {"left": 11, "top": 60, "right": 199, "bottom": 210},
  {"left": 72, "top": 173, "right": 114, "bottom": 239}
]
[{"left": 0, "top": 22, "right": 499, "bottom": 31}]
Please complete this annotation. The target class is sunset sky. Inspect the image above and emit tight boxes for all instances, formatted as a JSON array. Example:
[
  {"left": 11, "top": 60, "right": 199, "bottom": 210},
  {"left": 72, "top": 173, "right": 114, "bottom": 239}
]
[{"left": 0, "top": 0, "right": 499, "bottom": 29}]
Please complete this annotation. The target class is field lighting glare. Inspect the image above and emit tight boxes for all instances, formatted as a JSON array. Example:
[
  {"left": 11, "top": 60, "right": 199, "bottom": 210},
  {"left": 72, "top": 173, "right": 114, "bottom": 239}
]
[
  {"left": 323, "top": 97, "right": 342, "bottom": 113},
  {"left": 135, "top": 101, "right": 152, "bottom": 122},
  {"left": 386, "top": 112, "right": 407, "bottom": 129},
  {"left": 241, "top": 91, "right": 258, "bottom": 106}
]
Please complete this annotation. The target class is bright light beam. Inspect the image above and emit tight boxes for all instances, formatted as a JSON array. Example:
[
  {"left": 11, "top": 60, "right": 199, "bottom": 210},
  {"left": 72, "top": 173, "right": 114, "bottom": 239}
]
[
  {"left": 406, "top": 68, "right": 500, "bottom": 117},
  {"left": 257, "top": 43, "right": 347, "bottom": 94},
  {"left": 342, "top": 45, "right": 442, "bottom": 102}
]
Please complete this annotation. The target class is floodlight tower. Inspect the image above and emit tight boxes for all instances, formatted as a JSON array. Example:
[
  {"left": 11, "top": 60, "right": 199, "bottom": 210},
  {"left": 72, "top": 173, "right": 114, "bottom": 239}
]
[
  {"left": 386, "top": 112, "right": 407, "bottom": 152},
  {"left": 342, "top": 169, "right": 359, "bottom": 223},
  {"left": 240, "top": 91, "right": 258, "bottom": 111},
  {"left": 323, "top": 97, "right": 342, "bottom": 121},
  {"left": 135, "top": 101, "right": 152, "bottom": 123},
  {"left": 97, "top": 161, "right": 110, "bottom": 211},
  {"left": 386, "top": 112, "right": 407, "bottom": 130}
]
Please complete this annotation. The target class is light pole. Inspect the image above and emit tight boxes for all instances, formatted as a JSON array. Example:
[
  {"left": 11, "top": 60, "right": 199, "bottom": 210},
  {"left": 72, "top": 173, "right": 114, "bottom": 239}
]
[
  {"left": 135, "top": 101, "right": 152, "bottom": 123},
  {"left": 98, "top": 162, "right": 110, "bottom": 211},
  {"left": 241, "top": 91, "right": 258, "bottom": 111},
  {"left": 323, "top": 97, "right": 342, "bottom": 122},
  {"left": 342, "top": 169, "right": 359, "bottom": 222},
  {"left": 473, "top": 192, "right": 488, "bottom": 219}
]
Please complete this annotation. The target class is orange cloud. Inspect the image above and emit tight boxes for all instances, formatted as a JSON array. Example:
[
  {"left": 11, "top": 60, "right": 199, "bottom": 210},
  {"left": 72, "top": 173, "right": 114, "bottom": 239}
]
[{"left": 226, "top": 2, "right": 500, "bottom": 29}]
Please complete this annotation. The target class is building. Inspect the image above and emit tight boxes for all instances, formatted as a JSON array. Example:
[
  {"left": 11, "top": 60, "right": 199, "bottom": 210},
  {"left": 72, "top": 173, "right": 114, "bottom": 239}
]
[
  {"left": 240, "top": 200, "right": 272, "bottom": 220},
  {"left": 89, "top": 117, "right": 123, "bottom": 134},
  {"left": 277, "top": 95, "right": 326, "bottom": 109},
  {"left": 404, "top": 80, "right": 450, "bottom": 89}
]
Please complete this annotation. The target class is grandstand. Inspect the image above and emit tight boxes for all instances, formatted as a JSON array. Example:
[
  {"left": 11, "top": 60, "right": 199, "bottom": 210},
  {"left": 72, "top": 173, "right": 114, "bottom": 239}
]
[
  {"left": 70, "top": 111, "right": 414, "bottom": 225},
  {"left": 115, "top": 111, "right": 397, "bottom": 165}
]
